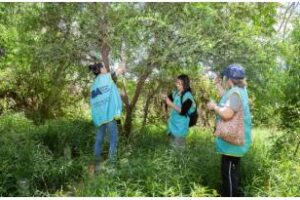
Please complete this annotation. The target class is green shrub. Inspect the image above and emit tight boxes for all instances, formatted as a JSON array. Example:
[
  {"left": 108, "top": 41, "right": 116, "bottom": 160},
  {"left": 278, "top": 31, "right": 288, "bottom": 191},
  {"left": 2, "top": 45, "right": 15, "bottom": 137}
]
[
  {"left": 242, "top": 128, "right": 300, "bottom": 196},
  {"left": 32, "top": 119, "right": 95, "bottom": 158},
  {"left": 0, "top": 113, "right": 94, "bottom": 196},
  {"left": 1, "top": 112, "right": 300, "bottom": 197},
  {"left": 77, "top": 125, "right": 219, "bottom": 197}
]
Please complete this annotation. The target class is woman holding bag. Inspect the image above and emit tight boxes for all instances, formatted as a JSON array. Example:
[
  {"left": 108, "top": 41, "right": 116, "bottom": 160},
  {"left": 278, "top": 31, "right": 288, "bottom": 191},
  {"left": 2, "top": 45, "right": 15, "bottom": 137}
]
[{"left": 207, "top": 64, "right": 252, "bottom": 197}]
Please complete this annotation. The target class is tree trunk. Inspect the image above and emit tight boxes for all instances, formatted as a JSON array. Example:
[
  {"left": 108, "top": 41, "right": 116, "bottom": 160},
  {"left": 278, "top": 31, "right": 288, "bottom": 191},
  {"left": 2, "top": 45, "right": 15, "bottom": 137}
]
[
  {"left": 98, "top": 3, "right": 110, "bottom": 71},
  {"left": 123, "top": 108, "right": 133, "bottom": 139},
  {"left": 142, "top": 85, "right": 160, "bottom": 128},
  {"left": 101, "top": 43, "right": 110, "bottom": 71},
  {"left": 142, "top": 91, "right": 152, "bottom": 128},
  {"left": 122, "top": 71, "right": 151, "bottom": 138}
]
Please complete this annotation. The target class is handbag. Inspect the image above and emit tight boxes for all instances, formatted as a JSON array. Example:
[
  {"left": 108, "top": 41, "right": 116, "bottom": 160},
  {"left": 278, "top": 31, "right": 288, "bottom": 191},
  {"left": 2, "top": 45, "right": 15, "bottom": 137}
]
[{"left": 214, "top": 106, "right": 244, "bottom": 146}]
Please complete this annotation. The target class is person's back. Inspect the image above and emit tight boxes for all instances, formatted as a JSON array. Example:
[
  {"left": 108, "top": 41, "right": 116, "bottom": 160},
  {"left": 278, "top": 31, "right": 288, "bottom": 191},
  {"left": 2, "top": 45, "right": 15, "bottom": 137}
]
[
  {"left": 89, "top": 63, "right": 123, "bottom": 173},
  {"left": 90, "top": 72, "right": 122, "bottom": 126}
]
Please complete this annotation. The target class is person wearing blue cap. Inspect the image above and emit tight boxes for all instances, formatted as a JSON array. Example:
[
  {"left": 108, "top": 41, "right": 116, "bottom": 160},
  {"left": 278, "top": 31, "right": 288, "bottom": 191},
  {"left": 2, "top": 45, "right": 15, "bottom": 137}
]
[
  {"left": 89, "top": 62, "right": 124, "bottom": 173},
  {"left": 207, "top": 64, "right": 252, "bottom": 197}
]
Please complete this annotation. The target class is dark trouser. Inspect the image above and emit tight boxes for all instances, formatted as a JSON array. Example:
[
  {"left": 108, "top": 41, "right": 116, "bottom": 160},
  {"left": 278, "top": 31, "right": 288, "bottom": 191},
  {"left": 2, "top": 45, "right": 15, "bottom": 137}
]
[{"left": 221, "top": 154, "right": 241, "bottom": 197}]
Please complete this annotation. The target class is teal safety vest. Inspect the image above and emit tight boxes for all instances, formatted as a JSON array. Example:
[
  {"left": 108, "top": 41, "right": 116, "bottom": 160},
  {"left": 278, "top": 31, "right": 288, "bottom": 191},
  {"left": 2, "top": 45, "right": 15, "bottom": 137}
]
[
  {"left": 90, "top": 73, "right": 122, "bottom": 127},
  {"left": 215, "top": 86, "right": 252, "bottom": 157},
  {"left": 167, "top": 91, "right": 196, "bottom": 137}
]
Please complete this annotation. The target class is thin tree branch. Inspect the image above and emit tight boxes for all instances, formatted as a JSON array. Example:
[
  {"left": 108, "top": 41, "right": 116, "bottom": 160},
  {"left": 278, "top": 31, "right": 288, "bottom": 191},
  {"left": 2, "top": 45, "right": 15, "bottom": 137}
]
[{"left": 283, "top": 2, "right": 299, "bottom": 37}]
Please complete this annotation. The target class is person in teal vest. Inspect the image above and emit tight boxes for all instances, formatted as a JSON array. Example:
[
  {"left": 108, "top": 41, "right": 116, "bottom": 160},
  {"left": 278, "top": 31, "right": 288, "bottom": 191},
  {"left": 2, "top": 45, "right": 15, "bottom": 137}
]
[
  {"left": 89, "top": 62, "right": 123, "bottom": 172},
  {"left": 163, "top": 74, "right": 196, "bottom": 149},
  {"left": 207, "top": 64, "right": 252, "bottom": 197}
]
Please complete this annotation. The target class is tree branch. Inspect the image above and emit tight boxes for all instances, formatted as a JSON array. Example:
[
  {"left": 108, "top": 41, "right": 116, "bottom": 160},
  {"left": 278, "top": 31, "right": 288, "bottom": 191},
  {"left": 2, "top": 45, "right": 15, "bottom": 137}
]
[{"left": 283, "top": 2, "right": 299, "bottom": 37}]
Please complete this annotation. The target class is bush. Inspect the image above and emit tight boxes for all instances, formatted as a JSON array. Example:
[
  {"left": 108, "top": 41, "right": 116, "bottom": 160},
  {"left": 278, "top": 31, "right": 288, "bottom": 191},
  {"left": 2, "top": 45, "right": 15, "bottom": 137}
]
[
  {"left": 280, "top": 103, "right": 300, "bottom": 130},
  {"left": 1, "top": 112, "right": 300, "bottom": 197},
  {"left": 77, "top": 127, "right": 300, "bottom": 197},
  {"left": 242, "top": 128, "right": 300, "bottom": 197},
  {"left": 33, "top": 119, "right": 95, "bottom": 158},
  {"left": 0, "top": 113, "right": 95, "bottom": 196}
]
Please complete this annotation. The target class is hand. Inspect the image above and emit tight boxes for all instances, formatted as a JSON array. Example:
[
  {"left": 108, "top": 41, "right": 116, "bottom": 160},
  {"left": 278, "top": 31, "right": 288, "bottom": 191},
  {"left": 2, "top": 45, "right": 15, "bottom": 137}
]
[
  {"left": 160, "top": 94, "right": 167, "bottom": 100},
  {"left": 214, "top": 76, "right": 221, "bottom": 85},
  {"left": 115, "top": 66, "right": 125, "bottom": 76},
  {"left": 214, "top": 76, "right": 225, "bottom": 96},
  {"left": 165, "top": 97, "right": 173, "bottom": 107},
  {"left": 207, "top": 100, "right": 217, "bottom": 111}
]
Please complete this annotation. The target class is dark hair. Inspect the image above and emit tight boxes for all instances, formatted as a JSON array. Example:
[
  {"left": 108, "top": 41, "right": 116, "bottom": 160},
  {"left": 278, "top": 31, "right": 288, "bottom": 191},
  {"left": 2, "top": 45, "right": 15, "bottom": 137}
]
[
  {"left": 177, "top": 74, "right": 192, "bottom": 93},
  {"left": 88, "top": 62, "right": 104, "bottom": 76}
]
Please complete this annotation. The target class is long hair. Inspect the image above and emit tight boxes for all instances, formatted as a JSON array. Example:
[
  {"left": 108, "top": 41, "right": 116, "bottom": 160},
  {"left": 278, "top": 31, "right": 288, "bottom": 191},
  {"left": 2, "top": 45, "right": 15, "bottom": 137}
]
[{"left": 177, "top": 74, "right": 192, "bottom": 94}]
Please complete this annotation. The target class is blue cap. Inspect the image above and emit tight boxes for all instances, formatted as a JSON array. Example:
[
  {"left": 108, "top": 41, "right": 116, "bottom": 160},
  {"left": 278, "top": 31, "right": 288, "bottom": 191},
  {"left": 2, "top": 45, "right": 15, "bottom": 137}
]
[{"left": 223, "top": 64, "right": 245, "bottom": 80}]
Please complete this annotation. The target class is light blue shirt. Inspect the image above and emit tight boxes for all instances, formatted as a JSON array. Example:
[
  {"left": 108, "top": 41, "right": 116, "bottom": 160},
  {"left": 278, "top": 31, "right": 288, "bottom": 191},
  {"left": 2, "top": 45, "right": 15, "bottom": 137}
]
[{"left": 90, "top": 73, "right": 122, "bottom": 127}]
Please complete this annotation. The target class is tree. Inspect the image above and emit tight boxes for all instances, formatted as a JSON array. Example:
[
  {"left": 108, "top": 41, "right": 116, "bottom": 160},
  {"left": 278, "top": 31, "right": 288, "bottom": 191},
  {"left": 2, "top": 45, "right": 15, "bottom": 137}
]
[
  {"left": 280, "top": 17, "right": 300, "bottom": 130},
  {"left": 0, "top": 3, "right": 89, "bottom": 122},
  {"left": 0, "top": 2, "right": 292, "bottom": 132}
]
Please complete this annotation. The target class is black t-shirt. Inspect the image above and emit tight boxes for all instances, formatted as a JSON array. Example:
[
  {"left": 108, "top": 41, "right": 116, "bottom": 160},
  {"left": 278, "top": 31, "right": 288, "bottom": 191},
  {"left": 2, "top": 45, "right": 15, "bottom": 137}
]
[{"left": 168, "top": 93, "right": 192, "bottom": 116}]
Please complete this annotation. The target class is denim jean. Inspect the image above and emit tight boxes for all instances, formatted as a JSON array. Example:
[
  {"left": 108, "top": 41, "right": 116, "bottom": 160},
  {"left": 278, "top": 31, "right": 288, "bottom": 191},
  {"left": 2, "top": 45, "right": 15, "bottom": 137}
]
[{"left": 94, "top": 120, "right": 118, "bottom": 164}]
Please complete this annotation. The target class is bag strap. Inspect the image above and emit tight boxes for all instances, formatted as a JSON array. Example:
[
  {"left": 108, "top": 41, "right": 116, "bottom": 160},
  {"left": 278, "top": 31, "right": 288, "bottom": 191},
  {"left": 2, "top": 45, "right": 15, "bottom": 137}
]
[{"left": 180, "top": 91, "right": 196, "bottom": 117}]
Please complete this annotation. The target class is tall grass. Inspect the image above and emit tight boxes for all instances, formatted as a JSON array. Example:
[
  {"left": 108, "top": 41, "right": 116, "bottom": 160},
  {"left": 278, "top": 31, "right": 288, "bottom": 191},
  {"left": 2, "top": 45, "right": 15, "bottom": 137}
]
[
  {"left": 0, "top": 112, "right": 94, "bottom": 196},
  {"left": 77, "top": 126, "right": 300, "bottom": 197},
  {"left": 242, "top": 128, "right": 300, "bottom": 196},
  {"left": 77, "top": 125, "right": 219, "bottom": 197},
  {"left": 1, "top": 113, "right": 299, "bottom": 196}
]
